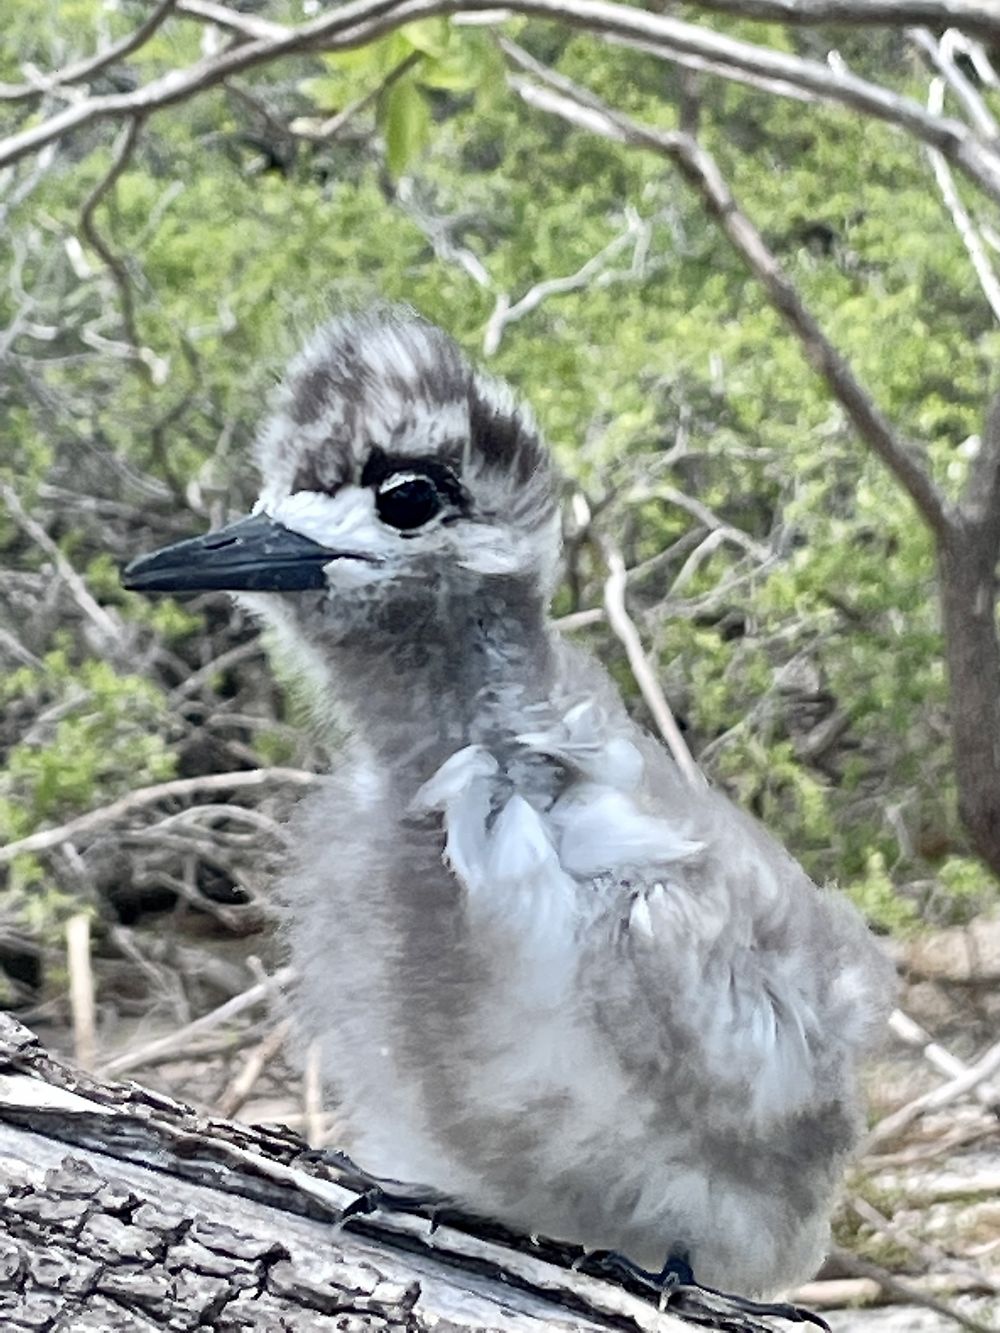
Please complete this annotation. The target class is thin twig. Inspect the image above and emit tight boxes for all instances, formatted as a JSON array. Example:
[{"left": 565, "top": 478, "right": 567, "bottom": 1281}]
[
  {"left": 0, "top": 0, "right": 177, "bottom": 102},
  {"left": 66, "top": 913, "right": 97, "bottom": 1072},
  {"left": 288, "top": 50, "right": 422, "bottom": 142},
  {"left": 0, "top": 481, "right": 124, "bottom": 646},
  {"left": 910, "top": 26, "right": 1000, "bottom": 141},
  {"left": 602, "top": 542, "right": 706, "bottom": 789},
  {"left": 870, "top": 1036, "right": 1000, "bottom": 1147},
  {"left": 824, "top": 1247, "right": 996, "bottom": 1333},
  {"left": 215, "top": 1017, "right": 293, "bottom": 1118},
  {"left": 482, "top": 209, "right": 645, "bottom": 355},
  {"left": 849, "top": 1195, "right": 1000, "bottom": 1297},
  {"left": 508, "top": 64, "right": 953, "bottom": 539},
  {"left": 0, "top": 768, "right": 320, "bottom": 866},
  {"left": 99, "top": 965, "right": 294, "bottom": 1077},
  {"left": 889, "top": 1008, "right": 1000, "bottom": 1113},
  {"left": 170, "top": 637, "right": 263, "bottom": 699},
  {"left": 79, "top": 116, "right": 151, "bottom": 374},
  {"left": 4, "top": 0, "right": 1000, "bottom": 215},
  {"left": 303, "top": 1038, "right": 325, "bottom": 1148}
]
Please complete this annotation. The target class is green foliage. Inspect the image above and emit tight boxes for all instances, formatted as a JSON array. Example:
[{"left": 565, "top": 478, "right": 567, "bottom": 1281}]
[
  {"left": 1, "top": 652, "right": 175, "bottom": 843},
  {"left": 2, "top": 2, "right": 998, "bottom": 961}
]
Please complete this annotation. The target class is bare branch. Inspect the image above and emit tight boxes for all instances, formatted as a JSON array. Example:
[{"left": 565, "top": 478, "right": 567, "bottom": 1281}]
[
  {"left": 682, "top": 1, "right": 1000, "bottom": 39},
  {"left": 602, "top": 542, "right": 707, "bottom": 789},
  {"left": 0, "top": 769, "right": 321, "bottom": 867},
  {"left": 66, "top": 914, "right": 97, "bottom": 1072},
  {"left": 483, "top": 209, "right": 646, "bottom": 355},
  {"left": 78, "top": 116, "right": 150, "bottom": 372},
  {"left": 99, "top": 965, "right": 294, "bottom": 1077},
  {"left": 869, "top": 1036, "right": 1000, "bottom": 1147},
  {"left": 0, "top": 481, "right": 125, "bottom": 647},
  {"left": 508, "top": 66, "right": 954, "bottom": 539},
  {"left": 910, "top": 26, "right": 1000, "bottom": 140},
  {"left": 889, "top": 1007, "right": 1000, "bottom": 1113},
  {"left": 0, "top": 0, "right": 177, "bottom": 102},
  {"left": 215, "top": 1018, "right": 293, "bottom": 1118},
  {"left": 288, "top": 49, "right": 422, "bottom": 142},
  {"left": 4, "top": 0, "right": 1000, "bottom": 217}
]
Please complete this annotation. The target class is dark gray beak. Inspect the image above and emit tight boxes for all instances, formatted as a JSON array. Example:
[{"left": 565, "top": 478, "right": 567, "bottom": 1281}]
[{"left": 121, "top": 512, "right": 371, "bottom": 594}]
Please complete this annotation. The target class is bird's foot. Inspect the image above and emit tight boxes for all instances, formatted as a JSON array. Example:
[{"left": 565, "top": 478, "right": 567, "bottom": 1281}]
[{"left": 579, "top": 1250, "right": 830, "bottom": 1331}]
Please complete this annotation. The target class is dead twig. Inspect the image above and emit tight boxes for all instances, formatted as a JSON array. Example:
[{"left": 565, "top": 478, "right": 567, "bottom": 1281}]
[
  {"left": 507, "top": 59, "right": 954, "bottom": 541},
  {"left": 601, "top": 541, "right": 705, "bottom": 789},
  {"left": 99, "top": 965, "right": 293, "bottom": 1077},
  {"left": 0, "top": 481, "right": 124, "bottom": 647},
  {"left": 65, "top": 913, "right": 97, "bottom": 1072},
  {"left": 0, "top": 768, "right": 320, "bottom": 867},
  {"left": 215, "top": 1017, "right": 292, "bottom": 1118},
  {"left": 0, "top": 0, "right": 177, "bottom": 102},
  {"left": 889, "top": 1008, "right": 1000, "bottom": 1114},
  {"left": 79, "top": 115, "right": 154, "bottom": 376},
  {"left": 870, "top": 1036, "right": 1000, "bottom": 1147},
  {"left": 302, "top": 1038, "right": 329, "bottom": 1148}
]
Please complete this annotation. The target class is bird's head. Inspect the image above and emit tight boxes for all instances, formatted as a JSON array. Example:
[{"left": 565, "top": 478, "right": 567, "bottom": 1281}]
[{"left": 122, "top": 310, "right": 560, "bottom": 645}]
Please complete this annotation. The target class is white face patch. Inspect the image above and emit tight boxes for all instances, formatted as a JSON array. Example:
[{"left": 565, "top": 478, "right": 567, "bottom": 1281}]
[{"left": 256, "top": 488, "right": 397, "bottom": 589}]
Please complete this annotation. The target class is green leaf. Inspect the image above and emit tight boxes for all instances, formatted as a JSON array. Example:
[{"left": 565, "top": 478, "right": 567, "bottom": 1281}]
[
  {"left": 401, "top": 18, "right": 450, "bottom": 58},
  {"left": 380, "top": 75, "right": 431, "bottom": 177}
]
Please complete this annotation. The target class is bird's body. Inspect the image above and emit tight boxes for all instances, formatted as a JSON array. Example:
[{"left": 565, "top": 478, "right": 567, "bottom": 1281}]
[{"left": 124, "top": 308, "right": 893, "bottom": 1300}]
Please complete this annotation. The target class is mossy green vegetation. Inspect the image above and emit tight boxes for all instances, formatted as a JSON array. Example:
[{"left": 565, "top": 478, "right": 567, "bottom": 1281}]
[{"left": 2, "top": 3, "right": 998, "bottom": 967}]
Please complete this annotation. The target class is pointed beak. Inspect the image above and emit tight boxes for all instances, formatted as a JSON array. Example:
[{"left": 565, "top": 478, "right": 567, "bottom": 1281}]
[{"left": 121, "top": 512, "right": 371, "bottom": 594}]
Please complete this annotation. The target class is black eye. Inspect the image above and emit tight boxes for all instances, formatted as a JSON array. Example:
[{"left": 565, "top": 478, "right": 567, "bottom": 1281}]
[{"left": 375, "top": 473, "right": 443, "bottom": 531}]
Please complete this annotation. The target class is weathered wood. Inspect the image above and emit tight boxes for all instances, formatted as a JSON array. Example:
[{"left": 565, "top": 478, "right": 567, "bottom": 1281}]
[{"left": 0, "top": 1015, "right": 710, "bottom": 1332}]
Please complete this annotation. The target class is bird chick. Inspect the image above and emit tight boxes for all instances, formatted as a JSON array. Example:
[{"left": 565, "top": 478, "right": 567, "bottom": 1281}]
[{"left": 123, "top": 308, "right": 893, "bottom": 1300}]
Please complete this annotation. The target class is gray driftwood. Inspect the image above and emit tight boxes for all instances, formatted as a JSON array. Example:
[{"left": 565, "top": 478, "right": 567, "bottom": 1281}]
[{"left": 0, "top": 1015, "right": 707, "bottom": 1333}]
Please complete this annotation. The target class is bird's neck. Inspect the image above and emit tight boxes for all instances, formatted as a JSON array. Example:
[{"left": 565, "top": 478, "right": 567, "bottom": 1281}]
[{"left": 322, "top": 579, "right": 557, "bottom": 785}]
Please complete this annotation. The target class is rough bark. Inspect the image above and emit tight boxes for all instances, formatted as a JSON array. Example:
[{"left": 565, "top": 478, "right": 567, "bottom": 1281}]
[
  {"left": 938, "top": 446, "right": 1000, "bottom": 880},
  {"left": 0, "top": 1015, "right": 708, "bottom": 1333}
]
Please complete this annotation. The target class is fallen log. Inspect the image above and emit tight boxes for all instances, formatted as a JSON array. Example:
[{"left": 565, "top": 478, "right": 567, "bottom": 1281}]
[{"left": 0, "top": 1014, "right": 732, "bottom": 1332}]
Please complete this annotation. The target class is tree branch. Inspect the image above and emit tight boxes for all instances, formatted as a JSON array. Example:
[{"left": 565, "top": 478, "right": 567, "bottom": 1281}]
[
  {"left": 0, "top": 769, "right": 321, "bottom": 868},
  {"left": 0, "top": 0, "right": 177, "bottom": 102},
  {"left": 678, "top": 1, "right": 1000, "bottom": 41},
  {"left": 4, "top": 0, "right": 1000, "bottom": 216},
  {"left": 78, "top": 115, "right": 149, "bottom": 371},
  {"left": 506, "top": 63, "right": 954, "bottom": 539}
]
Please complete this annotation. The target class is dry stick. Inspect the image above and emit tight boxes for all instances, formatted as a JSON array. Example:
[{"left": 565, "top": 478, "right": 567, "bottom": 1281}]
[
  {"left": 0, "top": 768, "right": 320, "bottom": 867},
  {"left": 507, "top": 66, "right": 953, "bottom": 542},
  {"left": 79, "top": 115, "right": 149, "bottom": 369},
  {"left": 917, "top": 52, "right": 1000, "bottom": 326},
  {"left": 602, "top": 543, "right": 706, "bottom": 790},
  {"left": 181, "top": 0, "right": 1000, "bottom": 43},
  {"left": 5, "top": 0, "right": 1000, "bottom": 214},
  {"left": 170, "top": 637, "right": 263, "bottom": 700},
  {"left": 791, "top": 1273, "right": 996, "bottom": 1314},
  {"left": 870, "top": 1036, "right": 1000, "bottom": 1148},
  {"left": 66, "top": 914, "right": 97, "bottom": 1072},
  {"left": 888, "top": 1008, "right": 1000, "bottom": 1113},
  {"left": 215, "top": 1017, "right": 292, "bottom": 1118},
  {"left": 0, "top": 482, "right": 124, "bottom": 646},
  {"left": 99, "top": 966, "right": 294, "bottom": 1077},
  {"left": 683, "top": 1, "right": 1000, "bottom": 40},
  {"left": 303, "top": 1038, "right": 325, "bottom": 1148},
  {"left": 822, "top": 1248, "right": 997, "bottom": 1333},
  {"left": 483, "top": 214, "right": 642, "bottom": 355},
  {"left": 0, "top": 0, "right": 177, "bottom": 101},
  {"left": 910, "top": 25, "right": 1000, "bottom": 140},
  {"left": 288, "top": 49, "right": 422, "bottom": 142},
  {"left": 850, "top": 1194, "right": 1000, "bottom": 1297}
]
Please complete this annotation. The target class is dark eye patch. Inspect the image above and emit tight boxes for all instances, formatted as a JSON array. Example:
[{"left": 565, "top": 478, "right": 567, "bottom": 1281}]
[
  {"left": 376, "top": 474, "right": 444, "bottom": 531},
  {"left": 361, "top": 446, "right": 466, "bottom": 510}
]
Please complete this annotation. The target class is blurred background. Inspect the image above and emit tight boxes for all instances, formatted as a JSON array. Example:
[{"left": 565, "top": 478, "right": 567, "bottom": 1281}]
[{"left": 1, "top": 3, "right": 999, "bottom": 1327}]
